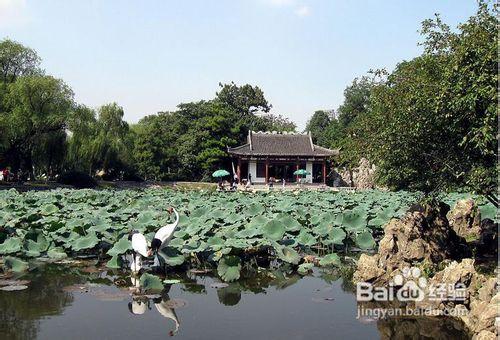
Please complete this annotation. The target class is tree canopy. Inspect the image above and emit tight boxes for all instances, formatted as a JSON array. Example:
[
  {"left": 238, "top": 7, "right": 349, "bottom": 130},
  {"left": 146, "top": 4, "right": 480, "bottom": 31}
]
[
  {"left": 0, "top": 1, "right": 496, "bottom": 194},
  {"left": 303, "top": 1, "right": 497, "bottom": 196}
]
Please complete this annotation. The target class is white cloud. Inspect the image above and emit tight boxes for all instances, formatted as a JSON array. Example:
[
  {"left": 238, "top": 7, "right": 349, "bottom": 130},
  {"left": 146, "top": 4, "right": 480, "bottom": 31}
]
[
  {"left": 294, "top": 5, "right": 311, "bottom": 17},
  {"left": 0, "top": 0, "right": 29, "bottom": 28}
]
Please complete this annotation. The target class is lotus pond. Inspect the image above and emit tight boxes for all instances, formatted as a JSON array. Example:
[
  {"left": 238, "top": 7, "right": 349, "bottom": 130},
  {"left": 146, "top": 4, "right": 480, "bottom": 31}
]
[
  {"left": 0, "top": 188, "right": 496, "bottom": 281},
  {"left": 1, "top": 188, "right": 491, "bottom": 339}
]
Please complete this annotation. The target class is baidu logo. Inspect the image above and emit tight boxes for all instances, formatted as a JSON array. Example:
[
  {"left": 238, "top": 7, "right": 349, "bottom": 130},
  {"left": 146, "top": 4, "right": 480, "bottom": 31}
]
[{"left": 357, "top": 266, "right": 428, "bottom": 302}]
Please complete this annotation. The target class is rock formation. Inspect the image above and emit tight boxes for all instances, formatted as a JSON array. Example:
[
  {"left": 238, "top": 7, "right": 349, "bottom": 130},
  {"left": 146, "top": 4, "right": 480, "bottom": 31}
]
[
  {"left": 416, "top": 259, "right": 498, "bottom": 339},
  {"left": 447, "top": 199, "right": 482, "bottom": 239},
  {"left": 336, "top": 158, "right": 377, "bottom": 189},
  {"left": 353, "top": 202, "right": 470, "bottom": 285},
  {"left": 353, "top": 201, "right": 498, "bottom": 339}
]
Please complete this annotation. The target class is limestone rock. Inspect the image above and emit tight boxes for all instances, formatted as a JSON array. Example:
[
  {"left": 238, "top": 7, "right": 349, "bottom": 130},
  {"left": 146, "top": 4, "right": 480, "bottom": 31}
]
[
  {"left": 478, "top": 278, "right": 497, "bottom": 303},
  {"left": 352, "top": 253, "right": 384, "bottom": 283},
  {"left": 335, "top": 158, "right": 377, "bottom": 189},
  {"left": 352, "top": 200, "right": 496, "bottom": 339},
  {"left": 431, "top": 259, "right": 476, "bottom": 287},
  {"left": 473, "top": 330, "right": 497, "bottom": 340},
  {"left": 354, "top": 203, "right": 470, "bottom": 285},
  {"left": 352, "top": 158, "right": 377, "bottom": 189},
  {"left": 447, "top": 199, "right": 481, "bottom": 239}
]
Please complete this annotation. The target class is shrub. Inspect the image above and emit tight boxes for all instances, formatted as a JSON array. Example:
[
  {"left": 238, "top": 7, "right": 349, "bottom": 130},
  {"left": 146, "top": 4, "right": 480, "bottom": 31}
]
[{"left": 58, "top": 171, "right": 97, "bottom": 188}]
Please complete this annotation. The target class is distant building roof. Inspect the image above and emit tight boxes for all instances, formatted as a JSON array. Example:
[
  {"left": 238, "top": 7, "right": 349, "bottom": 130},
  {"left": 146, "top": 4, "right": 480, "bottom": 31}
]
[{"left": 228, "top": 131, "right": 339, "bottom": 157}]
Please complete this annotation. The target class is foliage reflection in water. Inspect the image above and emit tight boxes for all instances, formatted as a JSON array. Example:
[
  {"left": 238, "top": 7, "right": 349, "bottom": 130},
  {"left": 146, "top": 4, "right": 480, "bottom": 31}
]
[{"left": 0, "top": 263, "right": 471, "bottom": 340}]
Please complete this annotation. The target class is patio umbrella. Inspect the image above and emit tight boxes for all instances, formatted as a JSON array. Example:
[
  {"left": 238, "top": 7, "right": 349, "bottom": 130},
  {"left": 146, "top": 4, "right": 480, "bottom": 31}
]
[
  {"left": 293, "top": 169, "right": 310, "bottom": 177},
  {"left": 212, "top": 169, "right": 230, "bottom": 178}
]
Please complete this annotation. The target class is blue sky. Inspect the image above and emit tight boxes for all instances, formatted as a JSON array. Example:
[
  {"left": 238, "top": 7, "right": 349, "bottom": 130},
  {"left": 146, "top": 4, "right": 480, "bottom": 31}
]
[{"left": 1, "top": 0, "right": 477, "bottom": 129}]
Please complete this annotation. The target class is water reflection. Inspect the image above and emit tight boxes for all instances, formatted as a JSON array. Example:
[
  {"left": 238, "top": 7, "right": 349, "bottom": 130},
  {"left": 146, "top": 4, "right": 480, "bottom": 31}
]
[
  {"left": 377, "top": 317, "right": 470, "bottom": 340},
  {"left": 128, "top": 297, "right": 150, "bottom": 315},
  {"left": 0, "top": 264, "right": 471, "bottom": 340},
  {"left": 153, "top": 293, "right": 181, "bottom": 336},
  {"left": 0, "top": 265, "right": 80, "bottom": 340},
  {"left": 127, "top": 293, "right": 181, "bottom": 336},
  {"left": 127, "top": 278, "right": 182, "bottom": 336},
  {"left": 216, "top": 284, "right": 241, "bottom": 306}
]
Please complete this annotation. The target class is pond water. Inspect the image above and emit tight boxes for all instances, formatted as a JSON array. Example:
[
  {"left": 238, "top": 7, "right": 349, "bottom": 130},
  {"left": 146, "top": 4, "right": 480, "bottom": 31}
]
[{"left": 0, "top": 264, "right": 470, "bottom": 340}]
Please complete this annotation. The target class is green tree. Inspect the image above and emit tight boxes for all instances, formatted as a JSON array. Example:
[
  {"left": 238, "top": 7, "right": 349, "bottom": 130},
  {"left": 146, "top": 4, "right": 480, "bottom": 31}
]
[
  {"left": 132, "top": 112, "right": 180, "bottom": 180},
  {"left": 0, "top": 39, "right": 41, "bottom": 83},
  {"left": 308, "top": 76, "right": 375, "bottom": 166},
  {"left": 66, "top": 104, "right": 99, "bottom": 173},
  {"left": 92, "top": 103, "right": 133, "bottom": 178},
  {"left": 251, "top": 114, "right": 296, "bottom": 133},
  {"left": 176, "top": 100, "right": 241, "bottom": 179},
  {"left": 216, "top": 82, "right": 271, "bottom": 116},
  {"left": 350, "top": 2, "right": 497, "bottom": 196},
  {"left": 65, "top": 103, "right": 134, "bottom": 178},
  {"left": 2, "top": 75, "right": 74, "bottom": 177},
  {"left": 305, "top": 110, "right": 331, "bottom": 145},
  {"left": 0, "top": 39, "right": 42, "bottom": 159},
  {"left": 337, "top": 76, "right": 374, "bottom": 128}
]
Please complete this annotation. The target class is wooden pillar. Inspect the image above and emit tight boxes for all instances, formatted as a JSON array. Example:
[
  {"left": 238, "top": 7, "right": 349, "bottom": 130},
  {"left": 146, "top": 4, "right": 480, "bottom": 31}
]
[
  {"left": 322, "top": 160, "right": 327, "bottom": 184},
  {"left": 265, "top": 159, "right": 269, "bottom": 183},
  {"left": 296, "top": 163, "right": 299, "bottom": 182},
  {"left": 237, "top": 158, "right": 241, "bottom": 183}
]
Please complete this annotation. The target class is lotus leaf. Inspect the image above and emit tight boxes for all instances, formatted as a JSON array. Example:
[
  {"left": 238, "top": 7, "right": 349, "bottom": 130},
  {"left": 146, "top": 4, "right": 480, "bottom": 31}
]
[
  {"left": 319, "top": 253, "right": 340, "bottom": 267},
  {"left": 160, "top": 247, "right": 185, "bottom": 266},
  {"left": 296, "top": 231, "right": 316, "bottom": 247},
  {"left": 167, "top": 237, "right": 184, "bottom": 249},
  {"left": 342, "top": 210, "right": 367, "bottom": 231},
  {"left": 280, "top": 215, "right": 301, "bottom": 232},
  {"left": 276, "top": 246, "right": 300, "bottom": 264},
  {"left": 25, "top": 234, "right": 49, "bottom": 253},
  {"left": 247, "top": 204, "right": 265, "bottom": 216},
  {"left": 355, "top": 230, "right": 376, "bottom": 249},
  {"left": 326, "top": 227, "right": 346, "bottom": 245},
  {"left": 139, "top": 273, "right": 164, "bottom": 292},
  {"left": 3, "top": 256, "right": 29, "bottom": 272},
  {"left": 191, "top": 207, "right": 208, "bottom": 218},
  {"left": 72, "top": 232, "right": 99, "bottom": 251},
  {"left": 224, "top": 238, "right": 248, "bottom": 249},
  {"left": 47, "top": 247, "right": 67, "bottom": 259},
  {"left": 480, "top": 204, "right": 497, "bottom": 221},
  {"left": 312, "top": 221, "right": 331, "bottom": 237},
  {"left": 0, "top": 237, "right": 22, "bottom": 255},
  {"left": 262, "top": 220, "right": 285, "bottom": 241},
  {"left": 297, "top": 262, "right": 313, "bottom": 275},
  {"left": 217, "top": 256, "right": 241, "bottom": 282},
  {"left": 107, "top": 236, "right": 132, "bottom": 256},
  {"left": 207, "top": 236, "right": 225, "bottom": 250},
  {"left": 41, "top": 204, "right": 59, "bottom": 215},
  {"left": 106, "top": 255, "right": 121, "bottom": 269}
]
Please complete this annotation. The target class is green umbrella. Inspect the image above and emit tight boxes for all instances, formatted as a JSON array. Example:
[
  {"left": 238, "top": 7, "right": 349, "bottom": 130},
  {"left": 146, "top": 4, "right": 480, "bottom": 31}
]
[
  {"left": 293, "top": 169, "right": 309, "bottom": 176},
  {"left": 212, "top": 169, "right": 230, "bottom": 178}
]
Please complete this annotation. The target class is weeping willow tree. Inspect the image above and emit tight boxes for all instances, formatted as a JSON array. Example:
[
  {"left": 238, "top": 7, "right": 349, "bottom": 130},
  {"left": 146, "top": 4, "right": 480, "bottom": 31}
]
[{"left": 66, "top": 103, "right": 134, "bottom": 178}]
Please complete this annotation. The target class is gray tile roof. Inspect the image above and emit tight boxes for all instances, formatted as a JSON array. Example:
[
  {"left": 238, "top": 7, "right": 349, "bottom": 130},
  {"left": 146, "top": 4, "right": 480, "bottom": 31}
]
[{"left": 228, "top": 131, "right": 339, "bottom": 157}]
